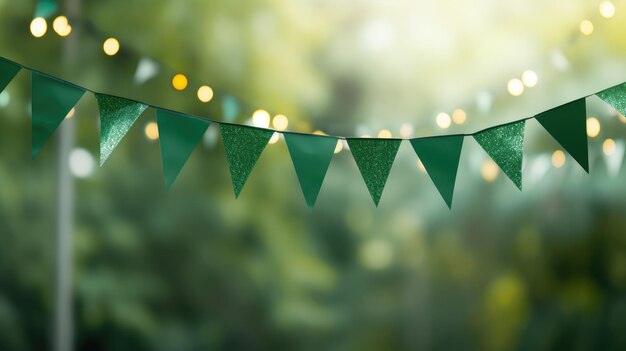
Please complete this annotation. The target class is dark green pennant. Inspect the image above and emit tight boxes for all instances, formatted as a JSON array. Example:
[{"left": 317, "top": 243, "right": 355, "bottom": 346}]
[
  {"left": 156, "top": 110, "right": 211, "bottom": 189},
  {"left": 31, "top": 72, "right": 85, "bottom": 158},
  {"left": 346, "top": 138, "right": 401, "bottom": 206},
  {"left": 0, "top": 58, "right": 20, "bottom": 93},
  {"left": 535, "top": 98, "right": 588, "bottom": 172},
  {"left": 95, "top": 93, "right": 148, "bottom": 165},
  {"left": 597, "top": 83, "right": 626, "bottom": 118},
  {"left": 410, "top": 135, "right": 464, "bottom": 208},
  {"left": 220, "top": 124, "right": 274, "bottom": 197},
  {"left": 284, "top": 133, "right": 337, "bottom": 208},
  {"left": 474, "top": 121, "right": 525, "bottom": 190}
]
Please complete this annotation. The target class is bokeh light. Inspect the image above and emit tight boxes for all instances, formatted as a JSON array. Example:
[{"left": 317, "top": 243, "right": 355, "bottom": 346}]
[
  {"left": 399, "top": 123, "right": 414, "bottom": 138},
  {"left": 507, "top": 78, "right": 524, "bottom": 96},
  {"left": 103, "top": 38, "right": 120, "bottom": 56},
  {"left": 334, "top": 140, "right": 343, "bottom": 154},
  {"left": 452, "top": 109, "right": 466, "bottom": 125},
  {"left": 521, "top": 70, "right": 538, "bottom": 87},
  {"left": 272, "top": 114, "right": 289, "bottom": 131},
  {"left": 586, "top": 117, "right": 601, "bottom": 137},
  {"left": 65, "top": 108, "right": 76, "bottom": 120},
  {"left": 551, "top": 150, "right": 566, "bottom": 168},
  {"left": 197, "top": 85, "right": 214, "bottom": 102},
  {"left": 599, "top": 1, "right": 615, "bottom": 18},
  {"left": 252, "top": 109, "right": 271, "bottom": 128},
  {"left": 603, "top": 138, "right": 616, "bottom": 155},
  {"left": 144, "top": 122, "right": 159, "bottom": 140},
  {"left": 30, "top": 17, "right": 47, "bottom": 38},
  {"left": 172, "top": 74, "right": 188, "bottom": 91},
  {"left": 268, "top": 132, "right": 280, "bottom": 144},
  {"left": 481, "top": 160, "right": 499, "bottom": 182},
  {"left": 68, "top": 148, "right": 95, "bottom": 178},
  {"left": 52, "top": 16, "right": 72, "bottom": 37},
  {"left": 436, "top": 113, "right": 451, "bottom": 129},
  {"left": 377, "top": 129, "right": 392, "bottom": 138},
  {"left": 579, "top": 20, "right": 594, "bottom": 35}
]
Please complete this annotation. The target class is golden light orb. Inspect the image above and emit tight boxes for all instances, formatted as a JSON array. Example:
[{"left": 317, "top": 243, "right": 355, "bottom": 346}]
[
  {"left": 551, "top": 150, "right": 566, "bottom": 168},
  {"left": 252, "top": 109, "right": 271, "bottom": 128},
  {"left": 272, "top": 114, "right": 289, "bottom": 131},
  {"left": 103, "top": 38, "right": 120, "bottom": 56},
  {"left": 30, "top": 17, "right": 47, "bottom": 38},
  {"left": 196, "top": 85, "right": 214, "bottom": 102}
]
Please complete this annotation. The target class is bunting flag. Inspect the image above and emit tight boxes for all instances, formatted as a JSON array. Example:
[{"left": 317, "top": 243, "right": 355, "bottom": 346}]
[
  {"left": 474, "top": 121, "right": 525, "bottom": 190},
  {"left": 31, "top": 72, "right": 85, "bottom": 157},
  {"left": 220, "top": 124, "right": 274, "bottom": 197},
  {"left": 0, "top": 58, "right": 20, "bottom": 92},
  {"left": 346, "top": 138, "right": 401, "bottom": 206},
  {"left": 410, "top": 135, "right": 464, "bottom": 208},
  {"left": 535, "top": 98, "right": 588, "bottom": 172},
  {"left": 597, "top": 83, "right": 626, "bottom": 117},
  {"left": 34, "top": 0, "right": 58, "bottom": 18},
  {"left": 284, "top": 133, "right": 337, "bottom": 208},
  {"left": 95, "top": 93, "right": 148, "bottom": 165},
  {"left": 156, "top": 110, "right": 211, "bottom": 189}
]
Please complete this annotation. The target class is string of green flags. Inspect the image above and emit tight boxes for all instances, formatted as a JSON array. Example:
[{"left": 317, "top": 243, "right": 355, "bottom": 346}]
[{"left": 1, "top": 56, "right": 625, "bottom": 208}]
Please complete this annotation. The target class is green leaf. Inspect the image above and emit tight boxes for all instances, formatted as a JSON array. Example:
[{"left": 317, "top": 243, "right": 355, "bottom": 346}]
[{"left": 474, "top": 121, "right": 525, "bottom": 190}]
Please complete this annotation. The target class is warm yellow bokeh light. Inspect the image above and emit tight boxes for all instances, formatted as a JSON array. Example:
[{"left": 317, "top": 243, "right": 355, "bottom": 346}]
[
  {"left": 417, "top": 159, "right": 426, "bottom": 173},
  {"left": 272, "top": 114, "right": 289, "bottom": 131},
  {"left": 587, "top": 117, "right": 601, "bottom": 137},
  {"left": 378, "top": 129, "right": 392, "bottom": 138},
  {"left": 172, "top": 74, "right": 188, "bottom": 91},
  {"left": 313, "top": 130, "right": 326, "bottom": 135},
  {"left": 268, "top": 132, "right": 280, "bottom": 145},
  {"left": 507, "top": 78, "right": 524, "bottom": 96},
  {"left": 399, "top": 123, "right": 414, "bottom": 138},
  {"left": 52, "top": 16, "right": 72, "bottom": 37},
  {"left": 144, "top": 122, "right": 159, "bottom": 140},
  {"left": 252, "top": 109, "right": 270, "bottom": 128},
  {"left": 580, "top": 20, "right": 594, "bottom": 35},
  {"left": 436, "top": 113, "right": 451, "bottom": 129},
  {"left": 521, "top": 70, "right": 538, "bottom": 87},
  {"left": 103, "top": 38, "right": 120, "bottom": 56},
  {"left": 618, "top": 114, "right": 626, "bottom": 124},
  {"left": 481, "top": 160, "right": 499, "bottom": 182},
  {"left": 452, "top": 109, "right": 466, "bottom": 125},
  {"left": 599, "top": 1, "right": 615, "bottom": 18},
  {"left": 603, "top": 138, "right": 616, "bottom": 155},
  {"left": 30, "top": 17, "right": 47, "bottom": 38},
  {"left": 65, "top": 108, "right": 76, "bottom": 120},
  {"left": 551, "top": 150, "right": 566, "bottom": 168},
  {"left": 196, "top": 85, "right": 213, "bottom": 102},
  {"left": 334, "top": 140, "right": 343, "bottom": 154}
]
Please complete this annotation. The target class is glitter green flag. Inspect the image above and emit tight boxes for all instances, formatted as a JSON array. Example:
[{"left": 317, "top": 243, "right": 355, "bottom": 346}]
[
  {"left": 31, "top": 72, "right": 85, "bottom": 158},
  {"left": 0, "top": 58, "right": 20, "bottom": 93},
  {"left": 597, "top": 83, "right": 626, "bottom": 117},
  {"left": 410, "top": 135, "right": 464, "bottom": 208},
  {"left": 156, "top": 109, "right": 211, "bottom": 189},
  {"left": 535, "top": 98, "right": 588, "bottom": 172},
  {"left": 284, "top": 133, "right": 337, "bottom": 208},
  {"left": 95, "top": 93, "right": 148, "bottom": 165},
  {"left": 220, "top": 124, "right": 274, "bottom": 197},
  {"left": 346, "top": 138, "right": 401, "bottom": 206},
  {"left": 474, "top": 121, "right": 525, "bottom": 190}
]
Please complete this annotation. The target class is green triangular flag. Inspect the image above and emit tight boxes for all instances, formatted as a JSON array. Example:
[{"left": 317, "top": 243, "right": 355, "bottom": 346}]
[
  {"left": 220, "top": 124, "right": 274, "bottom": 197},
  {"left": 284, "top": 133, "right": 337, "bottom": 208},
  {"left": 35, "top": 0, "right": 58, "bottom": 18},
  {"left": 474, "top": 121, "right": 525, "bottom": 190},
  {"left": 31, "top": 72, "right": 85, "bottom": 158},
  {"left": 597, "top": 83, "right": 626, "bottom": 118},
  {"left": 535, "top": 98, "right": 588, "bottom": 172},
  {"left": 410, "top": 135, "right": 464, "bottom": 208},
  {"left": 0, "top": 58, "right": 21, "bottom": 93},
  {"left": 156, "top": 110, "right": 211, "bottom": 189},
  {"left": 346, "top": 138, "right": 401, "bottom": 206},
  {"left": 95, "top": 93, "right": 148, "bottom": 165}
]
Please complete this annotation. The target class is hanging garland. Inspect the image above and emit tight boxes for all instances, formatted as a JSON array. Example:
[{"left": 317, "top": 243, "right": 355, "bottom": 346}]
[{"left": 1, "top": 56, "right": 625, "bottom": 208}]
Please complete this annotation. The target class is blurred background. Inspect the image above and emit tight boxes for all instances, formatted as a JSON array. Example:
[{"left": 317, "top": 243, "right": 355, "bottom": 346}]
[{"left": 1, "top": 0, "right": 626, "bottom": 350}]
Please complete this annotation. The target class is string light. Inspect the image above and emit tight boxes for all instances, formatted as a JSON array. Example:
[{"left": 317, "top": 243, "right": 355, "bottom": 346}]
[
  {"left": 103, "top": 38, "right": 120, "bottom": 56},
  {"left": 399, "top": 123, "right": 414, "bottom": 138},
  {"left": 603, "top": 138, "right": 616, "bottom": 155},
  {"left": 436, "top": 113, "right": 451, "bottom": 129},
  {"left": 65, "top": 108, "right": 76, "bottom": 119},
  {"left": 521, "top": 70, "right": 538, "bottom": 88},
  {"left": 171, "top": 74, "right": 188, "bottom": 91},
  {"left": 579, "top": 20, "right": 594, "bottom": 35},
  {"left": 252, "top": 109, "right": 270, "bottom": 128},
  {"left": 481, "top": 160, "right": 499, "bottom": 182},
  {"left": 377, "top": 129, "right": 392, "bottom": 138},
  {"left": 52, "top": 16, "right": 72, "bottom": 37},
  {"left": 507, "top": 79, "right": 524, "bottom": 96},
  {"left": 599, "top": 1, "right": 615, "bottom": 18},
  {"left": 334, "top": 140, "right": 343, "bottom": 154},
  {"left": 452, "top": 109, "right": 466, "bottom": 125},
  {"left": 586, "top": 117, "right": 601, "bottom": 137},
  {"left": 144, "top": 122, "right": 159, "bottom": 140},
  {"left": 272, "top": 114, "right": 289, "bottom": 131},
  {"left": 196, "top": 85, "right": 213, "bottom": 102},
  {"left": 551, "top": 150, "right": 566, "bottom": 168},
  {"left": 268, "top": 132, "right": 280, "bottom": 144},
  {"left": 30, "top": 17, "right": 47, "bottom": 38}
]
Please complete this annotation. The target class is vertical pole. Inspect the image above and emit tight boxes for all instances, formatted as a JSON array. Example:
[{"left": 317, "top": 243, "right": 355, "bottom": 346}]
[{"left": 53, "top": 0, "right": 81, "bottom": 350}]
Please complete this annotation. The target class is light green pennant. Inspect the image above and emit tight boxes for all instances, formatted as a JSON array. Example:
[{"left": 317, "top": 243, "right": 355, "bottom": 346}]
[
  {"left": 597, "top": 83, "right": 626, "bottom": 117},
  {"left": 346, "top": 138, "right": 401, "bottom": 206},
  {"left": 474, "top": 121, "right": 525, "bottom": 190},
  {"left": 0, "top": 58, "right": 20, "bottom": 93},
  {"left": 220, "top": 124, "right": 274, "bottom": 197},
  {"left": 535, "top": 98, "right": 588, "bottom": 172},
  {"left": 410, "top": 135, "right": 464, "bottom": 208},
  {"left": 284, "top": 133, "right": 337, "bottom": 208},
  {"left": 31, "top": 72, "right": 85, "bottom": 158},
  {"left": 156, "top": 110, "right": 211, "bottom": 189},
  {"left": 95, "top": 93, "right": 148, "bottom": 165}
]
